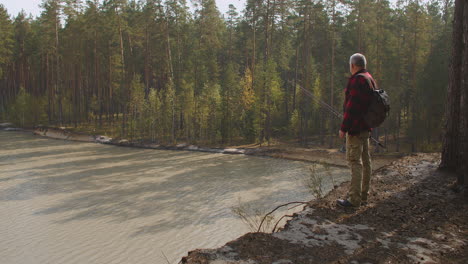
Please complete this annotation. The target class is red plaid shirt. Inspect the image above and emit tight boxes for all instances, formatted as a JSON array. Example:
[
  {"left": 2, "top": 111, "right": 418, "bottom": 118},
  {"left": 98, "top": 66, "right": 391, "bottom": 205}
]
[{"left": 340, "top": 69, "right": 375, "bottom": 135}]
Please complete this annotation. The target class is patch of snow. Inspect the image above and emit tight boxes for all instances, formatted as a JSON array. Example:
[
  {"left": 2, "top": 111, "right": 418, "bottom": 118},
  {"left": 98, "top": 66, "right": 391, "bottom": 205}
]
[
  {"left": 195, "top": 246, "right": 257, "bottom": 264},
  {"left": 210, "top": 261, "right": 256, "bottom": 264},
  {"left": 223, "top": 148, "right": 245, "bottom": 154},
  {"left": 397, "top": 237, "right": 437, "bottom": 264},
  {"left": 273, "top": 210, "right": 370, "bottom": 255},
  {"left": 0, "top": 123, "right": 14, "bottom": 128},
  {"left": 198, "top": 147, "right": 224, "bottom": 153},
  {"left": 3, "top": 127, "right": 22, "bottom": 131},
  {"left": 218, "top": 246, "right": 240, "bottom": 259},
  {"left": 377, "top": 233, "right": 465, "bottom": 264},
  {"left": 448, "top": 232, "right": 468, "bottom": 247},
  {"left": 376, "top": 237, "right": 391, "bottom": 249},
  {"left": 95, "top": 135, "right": 112, "bottom": 144},
  {"left": 187, "top": 145, "right": 199, "bottom": 150},
  {"left": 272, "top": 260, "right": 293, "bottom": 264}
]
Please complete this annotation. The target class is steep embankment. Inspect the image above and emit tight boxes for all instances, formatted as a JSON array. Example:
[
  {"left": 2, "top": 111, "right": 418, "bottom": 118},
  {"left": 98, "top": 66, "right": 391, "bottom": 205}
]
[{"left": 182, "top": 154, "right": 468, "bottom": 264}]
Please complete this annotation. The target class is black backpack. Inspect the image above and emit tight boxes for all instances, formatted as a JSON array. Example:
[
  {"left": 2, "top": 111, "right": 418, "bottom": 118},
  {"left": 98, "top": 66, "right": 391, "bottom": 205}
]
[{"left": 358, "top": 74, "right": 390, "bottom": 128}]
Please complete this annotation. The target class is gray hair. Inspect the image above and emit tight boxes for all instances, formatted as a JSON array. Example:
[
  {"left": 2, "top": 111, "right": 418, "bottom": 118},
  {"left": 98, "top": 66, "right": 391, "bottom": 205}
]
[{"left": 349, "top": 53, "right": 367, "bottom": 68}]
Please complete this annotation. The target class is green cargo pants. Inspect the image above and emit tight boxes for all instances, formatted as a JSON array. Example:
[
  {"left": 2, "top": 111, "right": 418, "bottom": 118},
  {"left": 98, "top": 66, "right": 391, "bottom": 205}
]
[{"left": 346, "top": 131, "right": 372, "bottom": 206}]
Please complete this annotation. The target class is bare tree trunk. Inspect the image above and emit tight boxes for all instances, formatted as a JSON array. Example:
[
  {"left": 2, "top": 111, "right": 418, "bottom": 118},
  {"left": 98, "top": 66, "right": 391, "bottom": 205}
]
[
  {"left": 56, "top": 9, "right": 62, "bottom": 125},
  {"left": 266, "top": 1, "right": 272, "bottom": 146},
  {"left": 46, "top": 53, "right": 52, "bottom": 122},
  {"left": 373, "top": 128, "right": 380, "bottom": 153},
  {"left": 461, "top": 1, "right": 468, "bottom": 195},
  {"left": 396, "top": 113, "right": 401, "bottom": 152},
  {"left": 357, "top": 0, "right": 363, "bottom": 51},
  {"left": 329, "top": 0, "right": 336, "bottom": 149},
  {"left": 410, "top": 0, "right": 420, "bottom": 153},
  {"left": 108, "top": 42, "right": 112, "bottom": 126},
  {"left": 293, "top": 46, "right": 298, "bottom": 111},
  {"left": 300, "top": 2, "right": 310, "bottom": 147},
  {"left": 77, "top": 60, "right": 83, "bottom": 127},
  {"left": 144, "top": 25, "right": 150, "bottom": 97},
  {"left": 441, "top": 0, "right": 464, "bottom": 173},
  {"left": 264, "top": 0, "right": 270, "bottom": 63},
  {"left": 251, "top": 2, "right": 256, "bottom": 87},
  {"left": 117, "top": 9, "right": 126, "bottom": 136},
  {"left": 93, "top": 31, "right": 98, "bottom": 125},
  {"left": 162, "top": 6, "right": 176, "bottom": 143}
]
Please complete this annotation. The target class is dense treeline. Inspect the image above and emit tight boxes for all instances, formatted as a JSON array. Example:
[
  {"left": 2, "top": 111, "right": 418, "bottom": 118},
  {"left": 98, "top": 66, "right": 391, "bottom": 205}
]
[{"left": 0, "top": 0, "right": 452, "bottom": 150}]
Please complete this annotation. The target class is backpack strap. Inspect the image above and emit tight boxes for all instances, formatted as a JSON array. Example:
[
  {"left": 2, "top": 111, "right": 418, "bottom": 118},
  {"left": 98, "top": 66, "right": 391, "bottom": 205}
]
[{"left": 357, "top": 73, "right": 378, "bottom": 91}]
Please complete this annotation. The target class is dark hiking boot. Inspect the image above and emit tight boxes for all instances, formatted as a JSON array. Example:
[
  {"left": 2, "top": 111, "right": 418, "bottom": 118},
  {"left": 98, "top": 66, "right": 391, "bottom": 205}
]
[{"left": 336, "top": 199, "right": 357, "bottom": 207}]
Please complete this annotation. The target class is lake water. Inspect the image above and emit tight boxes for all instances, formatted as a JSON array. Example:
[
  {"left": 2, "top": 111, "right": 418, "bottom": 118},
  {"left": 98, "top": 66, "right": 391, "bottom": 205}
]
[{"left": 0, "top": 131, "right": 348, "bottom": 264}]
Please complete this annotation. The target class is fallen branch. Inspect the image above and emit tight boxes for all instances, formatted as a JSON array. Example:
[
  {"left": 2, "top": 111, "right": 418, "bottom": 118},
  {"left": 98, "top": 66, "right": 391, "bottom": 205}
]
[
  {"left": 257, "top": 201, "right": 309, "bottom": 233},
  {"left": 271, "top": 203, "right": 307, "bottom": 232},
  {"left": 272, "top": 214, "right": 294, "bottom": 233}
]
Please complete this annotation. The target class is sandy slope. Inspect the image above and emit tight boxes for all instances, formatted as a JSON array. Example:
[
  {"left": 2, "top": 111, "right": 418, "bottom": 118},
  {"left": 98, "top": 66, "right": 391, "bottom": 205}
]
[{"left": 182, "top": 154, "right": 468, "bottom": 264}]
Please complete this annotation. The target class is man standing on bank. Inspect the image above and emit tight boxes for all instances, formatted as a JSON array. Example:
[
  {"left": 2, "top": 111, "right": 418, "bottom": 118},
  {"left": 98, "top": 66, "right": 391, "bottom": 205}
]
[{"left": 337, "top": 53, "right": 375, "bottom": 207}]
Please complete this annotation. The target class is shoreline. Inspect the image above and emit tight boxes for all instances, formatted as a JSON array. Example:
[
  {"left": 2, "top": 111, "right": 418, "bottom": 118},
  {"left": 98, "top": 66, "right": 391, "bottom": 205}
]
[
  {"left": 1, "top": 124, "right": 402, "bottom": 170},
  {"left": 4, "top": 124, "right": 463, "bottom": 263}
]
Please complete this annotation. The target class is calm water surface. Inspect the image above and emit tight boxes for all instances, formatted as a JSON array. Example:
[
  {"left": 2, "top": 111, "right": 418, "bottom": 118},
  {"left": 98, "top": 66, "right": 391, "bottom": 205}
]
[{"left": 0, "top": 131, "right": 348, "bottom": 263}]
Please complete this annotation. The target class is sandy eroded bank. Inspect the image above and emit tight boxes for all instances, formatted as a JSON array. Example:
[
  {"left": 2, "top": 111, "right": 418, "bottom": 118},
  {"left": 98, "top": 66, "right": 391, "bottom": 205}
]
[{"left": 182, "top": 153, "right": 468, "bottom": 264}]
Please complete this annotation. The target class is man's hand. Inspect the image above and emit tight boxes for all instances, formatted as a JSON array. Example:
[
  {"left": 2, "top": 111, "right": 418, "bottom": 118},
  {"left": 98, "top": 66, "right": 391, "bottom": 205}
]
[{"left": 339, "top": 130, "right": 346, "bottom": 139}]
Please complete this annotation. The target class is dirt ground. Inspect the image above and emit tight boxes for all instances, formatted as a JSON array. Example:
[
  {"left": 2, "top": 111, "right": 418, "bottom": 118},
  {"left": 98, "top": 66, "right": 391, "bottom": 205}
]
[
  {"left": 182, "top": 153, "right": 468, "bottom": 264},
  {"left": 255, "top": 146, "right": 402, "bottom": 170}
]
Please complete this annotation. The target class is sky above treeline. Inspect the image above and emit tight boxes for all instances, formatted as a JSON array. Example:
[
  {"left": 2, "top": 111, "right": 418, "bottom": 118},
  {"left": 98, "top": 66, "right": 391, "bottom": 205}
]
[{"left": 0, "top": 0, "right": 247, "bottom": 18}]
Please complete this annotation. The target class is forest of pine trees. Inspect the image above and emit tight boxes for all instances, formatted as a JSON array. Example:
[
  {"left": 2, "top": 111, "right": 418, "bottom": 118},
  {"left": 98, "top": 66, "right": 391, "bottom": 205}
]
[{"left": 0, "top": 0, "right": 453, "bottom": 150}]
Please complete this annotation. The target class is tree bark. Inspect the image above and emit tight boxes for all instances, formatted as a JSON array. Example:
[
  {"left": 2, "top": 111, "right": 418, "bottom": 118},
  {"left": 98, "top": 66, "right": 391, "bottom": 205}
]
[
  {"left": 462, "top": 1, "right": 468, "bottom": 196},
  {"left": 293, "top": 46, "right": 298, "bottom": 111},
  {"left": 329, "top": 0, "right": 336, "bottom": 149},
  {"left": 56, "top": 6, "right": 62, "bottom": 125},
  {"left": 441, "top": 0, "right": 464, "bottom": 173},
  {"left": 251, "top": 1, "right": 256, "bottom": 87}
]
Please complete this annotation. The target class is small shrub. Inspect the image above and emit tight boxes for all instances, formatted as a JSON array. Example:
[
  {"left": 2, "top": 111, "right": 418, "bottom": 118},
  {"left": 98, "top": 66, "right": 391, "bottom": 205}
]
[
  {"left": 231, "top": 199, "right": 274, "bottom": 233},
  {"left": 303, "top": 164, "right": 324, "bottom": 199}
]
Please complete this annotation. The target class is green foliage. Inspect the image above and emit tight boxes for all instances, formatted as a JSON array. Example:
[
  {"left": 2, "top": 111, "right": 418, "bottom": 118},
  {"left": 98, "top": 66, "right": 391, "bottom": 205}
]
[
  {"left": 0, "top": 4, "right": 13, "bottom": 79},
  {"left": 8, "top": 87, "right": 47, "bottom": 127},
  {"left": 0, "top": 0, "right": 452, "bottom": 150},
  {"left": 147, "top": 88, "right": 161, "bottom": 141},
  {"left": 127, "top": 75, "right": 146, "bottom": 140},
  {"left": 303, "top": 164, "right": 324, "bottom": 199},
  {"left": 289, "top": 109, "right": 300, "bottom": 137},
  {"left": 221, "top": 62, "right": 241, "bottom": 143}
]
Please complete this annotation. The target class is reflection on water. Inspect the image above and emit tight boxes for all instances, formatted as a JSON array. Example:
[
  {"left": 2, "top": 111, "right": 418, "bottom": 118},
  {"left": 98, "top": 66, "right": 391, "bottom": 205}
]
[{"left": 0, "top": 131, "right": 348, "bottom": 264}]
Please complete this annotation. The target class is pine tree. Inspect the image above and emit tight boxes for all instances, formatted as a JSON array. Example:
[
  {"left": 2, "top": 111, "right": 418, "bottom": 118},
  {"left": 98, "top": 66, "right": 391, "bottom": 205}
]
[
  {"left": 0, "top": 0, "right": 453, "bottom": 151},
  {"left": 441, "top": 0, "right": 468, "bottom": 196},
  {"left": 0, "top": 4, "right": 14, "bottom": 111}
]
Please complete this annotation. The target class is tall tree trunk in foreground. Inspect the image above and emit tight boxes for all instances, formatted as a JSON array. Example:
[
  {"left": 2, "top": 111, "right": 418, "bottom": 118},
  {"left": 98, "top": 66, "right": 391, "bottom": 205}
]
[
  {"left": 462, "top": 0, "right": 468, "bottom": 198},
  {"left": 440, "top": 0, "right": 467, "bottom": 198}
]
